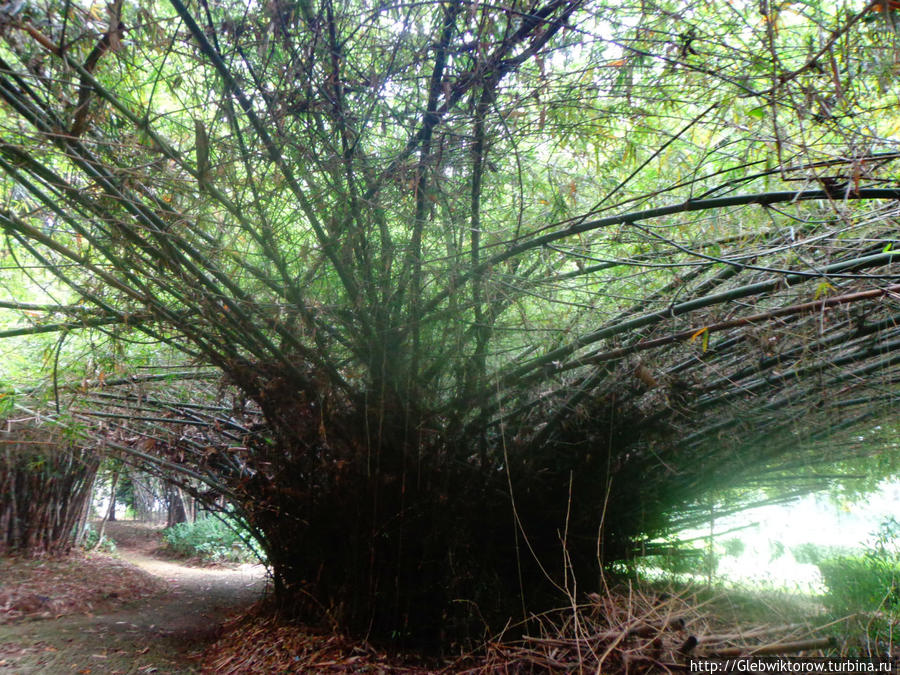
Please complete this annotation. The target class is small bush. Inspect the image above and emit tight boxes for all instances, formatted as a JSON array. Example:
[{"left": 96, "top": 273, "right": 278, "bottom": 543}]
[
  {"left": 818, "top": 517, "right": 900, "bottom": 616},
  {"left": 163, "top": 516, "right": 264, "bottom": 563},
  {"left": 79, "top": 524, "right": 117, "bottom": 553},
  {"left": 817, "top": 518, "right": 900, "bottom": 649},
  {"left": 817, "top": 555, "right": 900, "bottom": 616},
  {"left": 791, "top": 542, "right": 854, "bottom": 566},
  {"left": 722, "top": 538, "right": 745, "bottom": 558}
]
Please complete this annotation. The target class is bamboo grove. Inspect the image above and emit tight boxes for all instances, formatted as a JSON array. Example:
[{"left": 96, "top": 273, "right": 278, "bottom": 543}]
[{"left": 2, "top": 0, "right": 900, "bottom": 645}]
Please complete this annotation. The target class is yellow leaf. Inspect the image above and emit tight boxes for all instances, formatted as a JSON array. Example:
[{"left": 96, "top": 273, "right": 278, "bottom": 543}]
[
  {"left": 814, "top": 281, "right": 835, "bottom": 300},
  {"left": 689, "top": 326, "right": 708, "bottom": 343}
]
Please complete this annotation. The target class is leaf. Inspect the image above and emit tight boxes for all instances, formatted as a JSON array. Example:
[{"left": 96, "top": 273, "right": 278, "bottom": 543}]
[
  {"left": 689, "top": 326, "right": 708, "bottom": 343},
  {"left": 747, "top": 106, "right": 766, "bottom": 119},
  {"left": 688, "top": 327, "right": 710, "bottom": 352},
  {"left": 814, "top": 281, "right": 835, "bottom": 300}
]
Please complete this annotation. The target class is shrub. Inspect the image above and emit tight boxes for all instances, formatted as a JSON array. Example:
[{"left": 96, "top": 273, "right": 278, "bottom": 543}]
[
  {"left": 791, "top": 542, "right": 854, "bottom": 566},
  {"left": 816, "top": 518, "right": 900, "bottom": 649},
  {"left": 722, "top": 538, "right": 745, "bottom": 558},
  {"left": 162, "top": 516, "right": 264, "bottom": 563},
  {"left": 79, "top": 524, "right": 117, "bottom": 553},
  {"left": 817, "top": 555, "right": 900, "bottom": 616}
]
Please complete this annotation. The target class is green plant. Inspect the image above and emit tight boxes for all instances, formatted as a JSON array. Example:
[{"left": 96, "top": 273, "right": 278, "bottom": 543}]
[
  {"left": 817, "top": 555, "right": 900, "bottom": 616},
  {"left": 632, "top": 546, "right": 707, "bottom": 578},
  {"left": 792, "top": 542, "right": 855, "bottom": 566},
  {"left": 80, "top": 524, "right": 117, "bottom": 554},
  {"left": 162, "top": 516, "right": 265, "bottom": 564},
  {"left": 817, "top": 518, "right": 900, "bottom": 647},
  {"left": 722, "top": 538, "right": 745, "bottom": 558}
]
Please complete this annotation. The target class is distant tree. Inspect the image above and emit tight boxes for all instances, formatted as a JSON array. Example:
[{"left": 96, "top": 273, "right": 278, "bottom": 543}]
[
  {"left": 165, "top": 484, "right": 188, "bottom": 528},
  {"left": 106, "top": 466, "right": 119, "bottom": 522}
]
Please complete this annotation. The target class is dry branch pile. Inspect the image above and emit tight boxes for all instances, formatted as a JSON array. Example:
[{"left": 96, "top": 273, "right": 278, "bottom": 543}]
[
  {"left": 472, "top": 587, "right": 838, "bottom": 673},
  {"left": 201, "top": 585, "right": 846, "bottom": 673}
]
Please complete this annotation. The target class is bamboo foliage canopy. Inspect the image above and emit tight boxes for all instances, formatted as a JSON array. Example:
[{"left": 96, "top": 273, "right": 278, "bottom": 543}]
[{"left": 2, "top": 0, "right": 900, "bottom": 642}]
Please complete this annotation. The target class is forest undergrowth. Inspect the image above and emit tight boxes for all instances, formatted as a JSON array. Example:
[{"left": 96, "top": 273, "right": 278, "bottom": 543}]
[
  {"left": 1, "top": 520, "right": 894, "bottom": 673},
  {"left": 202, "top": 579, "right": 862, "bottom": 673}
]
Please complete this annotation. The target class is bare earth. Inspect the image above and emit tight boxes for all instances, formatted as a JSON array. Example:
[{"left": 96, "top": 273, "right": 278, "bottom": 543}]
[{"left": 0, "top": 521, "right": 267, "bottom": 674}]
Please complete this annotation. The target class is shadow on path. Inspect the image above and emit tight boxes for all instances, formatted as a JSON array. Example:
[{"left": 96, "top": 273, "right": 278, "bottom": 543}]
[{"left": 0, "top": 522, "right": 266, "bottom": 674}]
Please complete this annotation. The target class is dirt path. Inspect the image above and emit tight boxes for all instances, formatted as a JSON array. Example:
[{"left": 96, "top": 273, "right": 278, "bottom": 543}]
[{"left": 0, "top": 522, "right": 267, "bottom": 674}]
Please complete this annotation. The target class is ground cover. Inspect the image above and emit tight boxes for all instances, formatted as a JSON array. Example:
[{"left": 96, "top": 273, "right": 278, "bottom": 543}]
[
  {"left": 0, "top": 553, "right": 165, "bottom": 625},
  {"left": 201, "top": 580, "right": 852, "bottom": 673},
  {"left": 0, "top": 521, "right": 265, "bottom": 674},
  {"left": 0, "top": 520, "right": 894, "bottom": 673}
]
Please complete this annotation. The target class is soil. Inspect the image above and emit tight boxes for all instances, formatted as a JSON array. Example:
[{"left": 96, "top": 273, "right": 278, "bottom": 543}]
[{"left": 0, "top": 521, "right": 267, "bottom": 674}]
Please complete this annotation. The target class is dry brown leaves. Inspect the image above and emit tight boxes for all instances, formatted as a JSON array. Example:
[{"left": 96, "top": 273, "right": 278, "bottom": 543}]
[
  {"left": 202, "top": 606, "right": 454, "bottom": 674},
  {"left": 202, "top": 586, "right": 833, "bottom": 674},
  {"left": 0, "top": 552, "right": 167, "bottom": 624}
]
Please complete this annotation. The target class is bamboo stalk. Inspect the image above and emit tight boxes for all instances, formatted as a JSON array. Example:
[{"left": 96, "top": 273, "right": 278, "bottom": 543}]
[{"left": 703, "top": 637, "right": 836, "bottom": 657}]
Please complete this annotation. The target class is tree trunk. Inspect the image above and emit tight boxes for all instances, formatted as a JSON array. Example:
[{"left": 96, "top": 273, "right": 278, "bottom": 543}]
[
  {"left": 166, "top": 485, "right": 187, "bottom": 528},
  {"left": 130, "top": 472, "right": 158, "bottom": 522},
  {"left": 93, "top": 469, "right": 119, "bottom": 549},
  {"left": 72, "top": 480, "right": 94, "bottom": 549},
  {"left": 180, "top": 488, "right": 196, "bottom": 523},
  {"left": 239, "top": 399, "right": 581, "bottom": 650},
  {"left": 106, "top": 470, "right": 119, "bottom": 522}
]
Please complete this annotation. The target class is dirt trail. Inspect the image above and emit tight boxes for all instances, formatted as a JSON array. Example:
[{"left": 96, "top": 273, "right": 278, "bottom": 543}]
[{"left": 0, "top": 522, "right": 266, "bottom": 674}]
